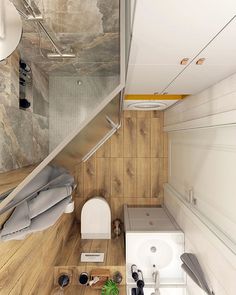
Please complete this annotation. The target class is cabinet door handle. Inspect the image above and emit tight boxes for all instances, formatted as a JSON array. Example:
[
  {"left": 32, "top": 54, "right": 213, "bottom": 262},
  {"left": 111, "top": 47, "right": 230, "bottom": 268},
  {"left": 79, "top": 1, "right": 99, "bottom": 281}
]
[
  {"left": 196, "top": 58, "right": 206, "bottom": 65},
  {"left": 180, "top": 58, "right": 189, "bottom": 65}
]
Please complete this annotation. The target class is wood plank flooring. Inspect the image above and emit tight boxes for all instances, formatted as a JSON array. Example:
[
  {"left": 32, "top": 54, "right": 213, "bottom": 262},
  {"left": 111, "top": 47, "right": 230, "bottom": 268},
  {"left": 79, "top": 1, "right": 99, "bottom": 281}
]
[
  {"left": 55, "top": 235, "right": 125, "bottom": 267},
  {"left": 51, "top": 285, "right": 126, "bottom": 295},
  {"left": 54, "top": 224, "right": 126, "bottom": 293}
]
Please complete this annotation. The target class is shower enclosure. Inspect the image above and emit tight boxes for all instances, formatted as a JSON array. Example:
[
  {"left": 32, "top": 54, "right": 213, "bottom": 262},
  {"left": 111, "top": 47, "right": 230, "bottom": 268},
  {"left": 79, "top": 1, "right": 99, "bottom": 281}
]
[{"left": 0, "top": 0, "right": 131, "bottom": 212}]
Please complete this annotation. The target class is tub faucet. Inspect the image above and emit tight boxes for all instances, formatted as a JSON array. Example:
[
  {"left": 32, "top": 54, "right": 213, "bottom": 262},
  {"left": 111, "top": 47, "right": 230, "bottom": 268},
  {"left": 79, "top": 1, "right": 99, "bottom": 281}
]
[{"left": 152, "top": 265, "right": 160, "bottom": 295}]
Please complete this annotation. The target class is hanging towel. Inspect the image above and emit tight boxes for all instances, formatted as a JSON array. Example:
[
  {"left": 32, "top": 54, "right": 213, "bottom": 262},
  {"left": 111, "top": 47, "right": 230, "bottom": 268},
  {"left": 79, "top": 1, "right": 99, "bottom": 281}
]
[
  {"left": 0, "top": 202, "right": 30, "bottom": 238},
  {"left": 28, "top": 186, "right": 72, "bottom": 218},
  {"left": 0, "top": 165, "right": 75, "bottom": 215},
  {"left": 0, "top": 197, "right": 71, "bottom": 241},
  {"left": 180, "top": 253, "right": 213, "bottom": 295},
  {"left": 0, "top": 165, "right": 75, "bottom": 241}
]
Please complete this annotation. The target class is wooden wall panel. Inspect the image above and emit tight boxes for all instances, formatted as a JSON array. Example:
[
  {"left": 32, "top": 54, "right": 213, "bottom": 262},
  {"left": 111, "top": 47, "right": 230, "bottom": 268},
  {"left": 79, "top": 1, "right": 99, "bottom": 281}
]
[
  {"left": 123, "top": 158, "right": 137, "bottom": 198},
  {"left": 151, "top": 158, "right": 160, "bottom": 198},
  {"left": 136, "top": 158, "right": 151, "bottom": 198},
  {"left": 137, "top": 114, "right": 151, "bottom": 157},
  {"left": 83, "top": 155, "right": 96, "bottom": 200},
  {"left": 96, "top": 158, "right": 111, "bottom": 197},
  {"left": 123, "top": 111, "right": 137, "bottom": 157},
  {"left": 110, "top": 125, "right": 124, "bottom": 158},
  {"left": 96, "top": 138, "right": 111, "bottom": 158},
  {"left": 111, "top": 158, "right": 124, "bottom": 197},
  {"left": 75, "top": 110, "right": 168, "bottom": 221}
]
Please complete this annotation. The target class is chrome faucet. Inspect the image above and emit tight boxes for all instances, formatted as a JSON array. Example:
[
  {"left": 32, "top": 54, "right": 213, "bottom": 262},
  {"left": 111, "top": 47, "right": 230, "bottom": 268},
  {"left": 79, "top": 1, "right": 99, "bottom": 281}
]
[{"left": 152, "top": 265, "right": 160, "bottom": 295}]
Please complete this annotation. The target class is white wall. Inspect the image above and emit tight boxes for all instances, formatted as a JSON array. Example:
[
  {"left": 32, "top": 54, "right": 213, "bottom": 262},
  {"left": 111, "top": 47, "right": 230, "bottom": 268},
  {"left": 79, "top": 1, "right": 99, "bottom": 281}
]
[
  {"left": 164, "top": 73, "right": 236, "bottom": 295},
  {"left": 164, "top": 73, "right": 236, "bottom": 131},
  {"left": 165, "top": 186, "right": 236, "bottom": 295}
]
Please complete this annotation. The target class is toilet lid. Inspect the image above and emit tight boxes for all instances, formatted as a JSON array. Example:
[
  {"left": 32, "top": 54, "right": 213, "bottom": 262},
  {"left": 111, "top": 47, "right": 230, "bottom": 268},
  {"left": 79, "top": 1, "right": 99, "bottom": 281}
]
[{"left": 81, "top": 197, "right": 111, "bottom": 235}]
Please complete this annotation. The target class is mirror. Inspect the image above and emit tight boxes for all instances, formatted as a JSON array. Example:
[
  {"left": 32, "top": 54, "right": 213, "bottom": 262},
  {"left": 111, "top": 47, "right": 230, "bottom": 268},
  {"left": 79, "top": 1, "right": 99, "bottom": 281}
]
[{"left": 0, "top": 0, "right": 23, "bottom": 61}]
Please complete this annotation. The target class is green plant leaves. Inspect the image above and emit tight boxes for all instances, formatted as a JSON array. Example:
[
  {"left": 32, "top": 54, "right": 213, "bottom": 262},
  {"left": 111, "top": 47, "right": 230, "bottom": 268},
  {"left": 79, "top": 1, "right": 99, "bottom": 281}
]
[{"left": 101, "top": 279, "right": 119, "bottom": 295}]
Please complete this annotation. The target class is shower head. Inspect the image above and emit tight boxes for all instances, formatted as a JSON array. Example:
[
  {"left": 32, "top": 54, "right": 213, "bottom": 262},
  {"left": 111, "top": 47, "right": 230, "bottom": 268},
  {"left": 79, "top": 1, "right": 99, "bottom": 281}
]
[{"left": 47, "top": 53, "right": 76, "bottom": 59}]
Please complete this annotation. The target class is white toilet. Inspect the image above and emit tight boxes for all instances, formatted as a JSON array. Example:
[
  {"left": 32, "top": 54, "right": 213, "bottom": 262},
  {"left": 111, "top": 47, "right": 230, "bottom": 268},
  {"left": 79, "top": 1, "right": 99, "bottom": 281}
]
[{"left": 81, "top": 197, "right": 111, "bottom": 239}]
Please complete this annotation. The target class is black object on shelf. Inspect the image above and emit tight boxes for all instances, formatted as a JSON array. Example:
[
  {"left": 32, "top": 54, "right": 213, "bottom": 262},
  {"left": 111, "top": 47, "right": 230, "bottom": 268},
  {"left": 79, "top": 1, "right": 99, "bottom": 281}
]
[
  {"left": 20, "top": 77, "right": 26, "bottom": 86},
  {"left": 78, "top": 272, "right": 89, "bottom": 285},
  {"left": 113, "top": 271, "right": 123, "bottom": 284},
  {"left": 19, "top": 98, "right": 31, "bottom": 109},
  {"left": 131, "top": 264, "right": 139, "bottom": 282},
  {"left": 19, "top": 59, "right": 32, "bottom": 110},
  {"left": 58, "top": 274, "right": 70, "bottom": 288},
  {"left": 131, "top": 288, "right": 144, "bottom": 295},
  {"left": 20, "top": 59, "right": 31, "bottom": 72}
]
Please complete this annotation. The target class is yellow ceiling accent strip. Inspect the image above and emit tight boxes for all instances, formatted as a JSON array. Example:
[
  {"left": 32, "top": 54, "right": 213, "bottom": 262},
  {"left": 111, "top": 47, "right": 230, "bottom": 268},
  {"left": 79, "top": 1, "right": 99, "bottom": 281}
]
[{"left": 125, "top": 94, "right": 187, "bottom": 100}]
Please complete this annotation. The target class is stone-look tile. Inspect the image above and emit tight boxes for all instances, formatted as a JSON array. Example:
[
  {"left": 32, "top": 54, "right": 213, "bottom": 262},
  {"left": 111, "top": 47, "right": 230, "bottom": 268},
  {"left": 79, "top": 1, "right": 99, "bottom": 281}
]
[
  {"left": 32, "top": 64, "right": 49, "bottom": 102},
  {"left": 31, "top": 63, "right": 49, "bottom": 116},
  {"left": 97, "top": 0, "right": 120, "bottom": 32},
  {"left": 0, "top": 104, "right": 50, "bottom": 172},
  {"left": 33, "top": 87, "right": 49, "bottom": 117},
  {"left": 0, "top": 52, "right": 19, "bottom": 108},
  {"left": 32, "top": 115, "right": 49, "bottom": 163},
  {"left": 76, "top": 33, "right": 120, "bottom": 63},
  {"left": 18, "top": 0, "right": 120, "bottom": 77},
  {"left": 43, "top": 0, "right": 103, "bottom": 34},
  {"left": 10, "top": 51, "right": 20, "bottom": 105},
  {"left": 0, "top": 105, "right": 34, "bottom": 172},
  {"left": 51, "top": 61, "right": 120, "bottom": 77}
]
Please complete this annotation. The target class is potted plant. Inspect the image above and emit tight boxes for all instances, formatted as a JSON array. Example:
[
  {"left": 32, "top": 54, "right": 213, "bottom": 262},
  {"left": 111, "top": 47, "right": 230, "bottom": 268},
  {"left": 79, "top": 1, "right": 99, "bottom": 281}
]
[{"left": 101, "top": 279, "right": 119, "bottom": 295}]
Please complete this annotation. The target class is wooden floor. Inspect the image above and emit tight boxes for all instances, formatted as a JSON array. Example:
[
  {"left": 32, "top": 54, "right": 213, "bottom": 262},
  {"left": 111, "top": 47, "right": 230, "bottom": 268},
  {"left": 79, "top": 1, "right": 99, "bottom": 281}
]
[
  {"left": 52, "top": 285, "right": 126, "bottom": 295},
  {"left": 55, "top": 221, "right": 125, "bottom": 267},
  {"left": 53, "top": 221, "right": 126, "bottom": 294}
]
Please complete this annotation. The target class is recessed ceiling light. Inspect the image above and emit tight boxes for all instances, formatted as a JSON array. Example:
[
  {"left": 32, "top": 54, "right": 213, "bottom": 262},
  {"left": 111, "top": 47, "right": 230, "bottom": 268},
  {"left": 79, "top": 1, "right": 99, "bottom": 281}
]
[{"left": 127, "top": 101, "right": 167, "bottom": 110}]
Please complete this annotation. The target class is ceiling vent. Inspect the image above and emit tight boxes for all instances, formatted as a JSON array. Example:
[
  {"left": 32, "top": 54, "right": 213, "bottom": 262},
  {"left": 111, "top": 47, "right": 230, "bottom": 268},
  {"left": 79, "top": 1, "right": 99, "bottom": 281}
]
[{"left": 123, "top": 100, "right": 173, "bottom": 111}]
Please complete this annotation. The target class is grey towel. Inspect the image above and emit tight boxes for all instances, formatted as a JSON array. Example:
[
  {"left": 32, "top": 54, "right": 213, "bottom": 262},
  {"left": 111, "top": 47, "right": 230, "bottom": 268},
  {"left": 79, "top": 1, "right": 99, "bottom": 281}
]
[
  {"left": 181, "top": 253, "right": 212, "bottom": 295},
  {"left": 0, "top": 165, "right": 75, "bottom": 241},
  {"left": 28, "top": 186, "right": 72, "bottom": 218},
  {"left": 0, "top": 202, "right": 30, "bottom": 237},
  {"left": 0, "top": 165, "right": 74, "bottom": 214},
  {"left": 0, "top": 197, "right": 71, "bottom": 241}
]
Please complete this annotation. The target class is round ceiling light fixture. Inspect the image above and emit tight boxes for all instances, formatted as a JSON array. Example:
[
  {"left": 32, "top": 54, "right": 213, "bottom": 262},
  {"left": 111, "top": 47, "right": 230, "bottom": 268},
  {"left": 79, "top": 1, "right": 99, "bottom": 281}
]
[
  {"left": 126, "top": 101, "right": 167, "bottom": 110},
  {"left": 0, "top": 0, "right": 23, "bottom": 61}
]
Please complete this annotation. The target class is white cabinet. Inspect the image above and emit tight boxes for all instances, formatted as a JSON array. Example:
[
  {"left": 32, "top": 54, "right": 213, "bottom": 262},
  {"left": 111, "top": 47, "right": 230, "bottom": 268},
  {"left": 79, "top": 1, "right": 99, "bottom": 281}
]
[
  {"left": 126, "top": 0, "right": 236, "bottom": 94},
  {"left": 165, "top": 17, "right": 236, "bottom": 94}
]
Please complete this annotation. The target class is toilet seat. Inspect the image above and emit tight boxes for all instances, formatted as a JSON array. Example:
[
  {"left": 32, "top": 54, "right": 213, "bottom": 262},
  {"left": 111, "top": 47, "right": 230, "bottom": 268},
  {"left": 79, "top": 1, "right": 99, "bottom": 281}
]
[{"left": 81, "top": 197, "right": 111, "bottom": 239}]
